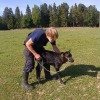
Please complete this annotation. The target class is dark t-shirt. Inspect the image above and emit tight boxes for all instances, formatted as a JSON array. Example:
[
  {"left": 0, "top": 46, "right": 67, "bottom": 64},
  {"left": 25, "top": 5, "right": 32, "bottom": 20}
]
[{"left": 24, "top": 29, "right": 56, "bottom": 48}]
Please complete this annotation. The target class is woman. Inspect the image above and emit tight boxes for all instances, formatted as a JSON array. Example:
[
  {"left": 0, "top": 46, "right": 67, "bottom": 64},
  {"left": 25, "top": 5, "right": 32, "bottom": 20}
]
[{"left": 22, "top": 27, "right": 60, "bottom": 90}]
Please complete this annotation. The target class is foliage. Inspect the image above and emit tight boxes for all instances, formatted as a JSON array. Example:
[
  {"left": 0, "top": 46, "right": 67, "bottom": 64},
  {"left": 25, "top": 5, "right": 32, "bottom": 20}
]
[
  {"left": 49, "top": 3, "right": 59, "bottom": 27},
  {"left": 40, "top": 3, "right": 49, "bottom": 27},
  {"left": 0, "top": 3, "right": 100, "bottom": 30},
  {"left": 25, "top": 5, "right": 33, "bottom": 28},
  {"left": 32, "top": 5, "right": 41, "bottom": 27},
  {"left": 15, "top": 7, "right": 21, "bottom": 28},
  {"left": 2, "top": 7, "right": 15, "bottom": 29},
  {"left": 60, "top": 3, "right": 69, "bottom": 27}
]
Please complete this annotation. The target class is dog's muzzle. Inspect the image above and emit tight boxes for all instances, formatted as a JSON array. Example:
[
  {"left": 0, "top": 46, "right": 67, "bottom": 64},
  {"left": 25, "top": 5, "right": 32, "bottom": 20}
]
[{"left": 68, "top": 57, "right": 74, "bottom": 63}]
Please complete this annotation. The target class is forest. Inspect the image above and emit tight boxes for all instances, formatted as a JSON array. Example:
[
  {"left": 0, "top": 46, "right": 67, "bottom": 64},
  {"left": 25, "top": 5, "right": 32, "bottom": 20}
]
[{"left": 0, "top": 3, "right": 99, "bottom": 30}]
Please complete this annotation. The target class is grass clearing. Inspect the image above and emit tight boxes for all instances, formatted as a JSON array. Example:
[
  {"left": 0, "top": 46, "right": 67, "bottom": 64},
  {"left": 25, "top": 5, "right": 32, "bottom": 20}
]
[{"left": 0, "top": 27, "right": 100, "bottom": 100}]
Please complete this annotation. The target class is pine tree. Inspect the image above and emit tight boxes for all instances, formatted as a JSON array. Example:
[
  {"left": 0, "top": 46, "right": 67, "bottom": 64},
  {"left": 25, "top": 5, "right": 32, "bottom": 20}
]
[
  {"left": 49, "top": 3, "right": 60, "bottom": 27},
  {"left": 3, "top": 7, "right": 14, "bottom": 29},
  {"left": 40, "top": 3, "right": 49, "bottom": 27},
  {"left": 15, "top": 6, "right": 21, "bottom": 28},
  {"left": 77, "top": 4, "right": 87, "bottom": 26},
  {"left": 32, "top": 5, "right": 41, "bottom": 27},
  {"left": 25, "top": 5, "right": 33, "bottom": 28},
  {"left": 70, "top": 4, "right": 78, "bottom": 26},
  {"left": 0, "top": 16, "right": 3, "bottom": 29},
  {"left": 60, "top": 3, "right": 69, "bottom": 27},
  {"left": 49, "top": 5, "right": 53, "bottom": 26},
  {"left": 7, "top": 8, "right": 15, "bottom": 29},
  {"left": 52, "top": 3, "right": 58, "bottom": 26}
]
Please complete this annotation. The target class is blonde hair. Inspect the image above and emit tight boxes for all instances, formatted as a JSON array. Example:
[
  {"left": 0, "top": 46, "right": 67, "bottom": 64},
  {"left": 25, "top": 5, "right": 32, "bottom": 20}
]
[{"left": 45, "top": 27, "right": 58, "bottom": 40}]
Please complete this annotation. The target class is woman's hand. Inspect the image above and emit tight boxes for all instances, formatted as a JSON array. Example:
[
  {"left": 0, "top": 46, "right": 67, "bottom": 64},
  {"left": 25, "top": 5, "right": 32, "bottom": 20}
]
[
  {"left": 52, "top": 45, "right": 60, "bottom": 53},
  {"left": 34, "top": 53, "right": 41, "bottom": 60}
]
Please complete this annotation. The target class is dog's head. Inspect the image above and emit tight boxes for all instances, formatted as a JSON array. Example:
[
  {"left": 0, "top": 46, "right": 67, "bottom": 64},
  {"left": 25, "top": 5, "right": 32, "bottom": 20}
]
[{"left": 61, "top": 50, "right": 74, "bottom": 63}]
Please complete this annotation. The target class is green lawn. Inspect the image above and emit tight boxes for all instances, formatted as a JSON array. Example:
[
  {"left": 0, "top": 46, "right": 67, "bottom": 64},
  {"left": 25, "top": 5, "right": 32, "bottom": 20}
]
[{"left": 0, "top": 27, "right": 100, "bottom": 100}]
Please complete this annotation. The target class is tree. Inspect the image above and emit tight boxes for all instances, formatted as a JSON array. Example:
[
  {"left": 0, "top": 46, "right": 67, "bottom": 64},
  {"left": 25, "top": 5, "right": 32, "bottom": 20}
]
[
  {"left": 15, "top": 6, "right": 21, "bottom": 28},
  {"left": 70, "top": 4, "right": 79, "bottom": 26},
  {"left": 0, "top": 3, "right": 100, "bottom": 29},
  {"left": 60, "top": 3, "right": 69, "bottom": 27},
  {"left": 32, "top": 5, "right": 41, "bottom": 27},
  {"left": 25, "top": 5, "right": 33, "bottom": 28},
  {"left": 49, "top": 4, "right": 61, "bottom": 27},
  {"left": 0, "top": 16, "right": 3, "bottom": 29},
  {"left": 77, "top": 4, "right": 87, "bottom": 26},
  {"left": 56, "top": 6, "right": 61, "bottom": 27},
  {"left": 84, "top": 5, "right": 98, "bottom": 26},
  {"left": 21, "top": 15, "right": 26, "bottom": 28},
  {"left": 68, "top": 8, "right": 73, "bottom": 26},
  {"left": 2, "top": 7, "right": 9, "bottom": 29},
  {"left": 2, "top": 7, "right": 15, "bottom": 29},
  {"left": 20, "top": 11, "right": 24, "bottom": 28},
  {"left": 0, "top": 16, "right": 8, "bottom": 30},
  {"left": 7, "top": 8, "right": 15, "bottom": 29},
  {"left": 49, "top": 5, "right": 53, "bottom": 26},
  {"left": 40, "top": 3, "right": 49, "bottom": 27}
]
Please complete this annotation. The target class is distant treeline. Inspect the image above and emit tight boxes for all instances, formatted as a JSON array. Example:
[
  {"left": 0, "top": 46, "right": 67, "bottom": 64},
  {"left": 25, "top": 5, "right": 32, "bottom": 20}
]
[{"left": 0, "top": 3, "right": 99, "bottom": 30}]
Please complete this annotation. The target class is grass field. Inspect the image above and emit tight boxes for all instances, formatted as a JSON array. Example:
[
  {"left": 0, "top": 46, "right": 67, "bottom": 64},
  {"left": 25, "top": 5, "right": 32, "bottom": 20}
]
[{"left": 0, "top": 27, "right": 100, "bottom": 100}]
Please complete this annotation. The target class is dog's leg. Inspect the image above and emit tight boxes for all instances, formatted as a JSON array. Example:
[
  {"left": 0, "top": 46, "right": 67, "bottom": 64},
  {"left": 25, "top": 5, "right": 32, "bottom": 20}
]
[
  {"left": 55, "top": 66, "right": 64, "bottom": 84},
  {"left": 36, "top": 64, "right": 42, "bottom": 83}
]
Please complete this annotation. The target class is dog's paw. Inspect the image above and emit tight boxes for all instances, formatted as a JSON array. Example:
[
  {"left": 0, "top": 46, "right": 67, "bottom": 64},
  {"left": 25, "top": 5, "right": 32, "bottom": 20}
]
[
  {"left": 37, "top": 78, "right": 43, "bottom": 84},
  {"left": 52, "top": 77, "right": 58, "bottom": 80},
  {"left": 60, "top": 81, "right": 66, "bottom": 85},
  {"left": 38, "top": 81, "right": 44, "bottom": 84}
]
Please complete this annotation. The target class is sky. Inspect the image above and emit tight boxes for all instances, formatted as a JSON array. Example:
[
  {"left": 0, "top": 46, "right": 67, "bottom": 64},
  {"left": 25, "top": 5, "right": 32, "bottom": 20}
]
[{"left": 0, "top": 0, "right": 100, "bottom": 15}]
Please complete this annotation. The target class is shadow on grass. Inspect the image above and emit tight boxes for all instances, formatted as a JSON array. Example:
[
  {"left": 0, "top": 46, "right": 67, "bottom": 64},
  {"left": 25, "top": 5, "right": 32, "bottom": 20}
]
[
  {"left": 31, "top": 78, "right": 52, "bottom": 87},
  {"left": 60, "top": 64, "right": 100, "bottom": 83},
  {"left": 31, "top": 64, "right": 100, "bottom": 86}
]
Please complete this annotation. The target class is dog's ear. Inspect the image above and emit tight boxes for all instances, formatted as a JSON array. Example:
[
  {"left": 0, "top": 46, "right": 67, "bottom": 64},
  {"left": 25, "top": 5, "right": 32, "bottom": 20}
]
[
  {"left": 60, "top": 52, "right": 65, "bottom": 55},
  {"left": 60, "top": 52, "right": 65, "bottom": 57}
]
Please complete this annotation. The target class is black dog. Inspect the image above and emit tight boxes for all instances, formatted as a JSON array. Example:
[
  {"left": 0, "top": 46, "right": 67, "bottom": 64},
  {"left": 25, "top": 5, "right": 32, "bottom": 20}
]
[{"left": 36, "top": 50, "right": 74, "bottom": 84}]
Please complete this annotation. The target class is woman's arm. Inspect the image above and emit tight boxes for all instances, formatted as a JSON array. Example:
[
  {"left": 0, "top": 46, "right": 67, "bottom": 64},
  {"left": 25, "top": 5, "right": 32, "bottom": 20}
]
[
  {"left": 26, "top": 38, "right": 41, "bottom": 60},
  {"left": 52, "top": 45, "right": 60, "bottom": 53}
]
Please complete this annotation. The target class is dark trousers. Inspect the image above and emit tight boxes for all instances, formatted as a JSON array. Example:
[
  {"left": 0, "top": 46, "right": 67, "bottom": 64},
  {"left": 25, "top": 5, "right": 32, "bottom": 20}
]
[{"left": 23, "top": 47, "right": 51, "bottom": 78}]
